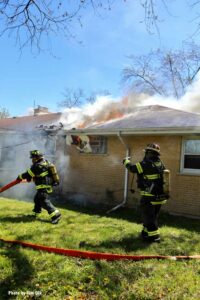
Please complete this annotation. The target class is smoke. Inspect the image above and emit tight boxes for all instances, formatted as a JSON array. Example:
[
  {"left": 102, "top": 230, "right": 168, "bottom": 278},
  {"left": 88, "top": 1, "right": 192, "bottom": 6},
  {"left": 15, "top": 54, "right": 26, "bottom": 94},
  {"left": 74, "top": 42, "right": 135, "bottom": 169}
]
[
  {"left": 59, "top": 94, "right": 145, "bottom": 129},
  {"left": 0, "top": 134, "right": 35, "bottom": 200},
  {"left": 126, "top": 76, "right": 200, "bottom": 113},
  {"left": 59, "top": 78, "right": 200, "bottom": 130},
  {"left": 0, "top": 132, "right": 69, "bottom": 202},
  {"left": 54, "top": 146, "right": 70, "bottom": 197}
]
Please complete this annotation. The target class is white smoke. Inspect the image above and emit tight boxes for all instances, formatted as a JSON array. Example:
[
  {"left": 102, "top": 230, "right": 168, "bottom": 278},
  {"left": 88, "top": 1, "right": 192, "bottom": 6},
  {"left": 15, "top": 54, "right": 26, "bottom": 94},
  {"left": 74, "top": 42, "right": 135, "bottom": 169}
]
[
  {"left": 127, "top": 76, "right": 200, "bottom": 113},
  {"left": 59, "top": 78, "right": 200, "bottom": 130},
  {"left": 0, "top": 133, "right": 69, "bottom": 201}
]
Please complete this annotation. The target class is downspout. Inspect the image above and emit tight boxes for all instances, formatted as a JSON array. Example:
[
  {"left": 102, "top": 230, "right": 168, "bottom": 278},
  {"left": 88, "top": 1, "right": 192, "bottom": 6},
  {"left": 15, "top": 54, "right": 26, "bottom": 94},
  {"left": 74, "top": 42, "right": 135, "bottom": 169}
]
[{"left": 107, "top": 132, "right": 130, "bottom": 213}]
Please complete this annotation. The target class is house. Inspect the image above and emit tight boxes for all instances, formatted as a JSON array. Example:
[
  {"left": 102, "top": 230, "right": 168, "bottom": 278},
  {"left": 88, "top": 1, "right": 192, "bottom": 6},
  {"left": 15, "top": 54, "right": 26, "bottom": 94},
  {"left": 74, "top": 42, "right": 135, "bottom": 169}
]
[
  {"left": 63, "top": 105, "right": 200, "bottom": 218},
  {"left": 1, "top": 104, "right": 200, "bottom": 218}
]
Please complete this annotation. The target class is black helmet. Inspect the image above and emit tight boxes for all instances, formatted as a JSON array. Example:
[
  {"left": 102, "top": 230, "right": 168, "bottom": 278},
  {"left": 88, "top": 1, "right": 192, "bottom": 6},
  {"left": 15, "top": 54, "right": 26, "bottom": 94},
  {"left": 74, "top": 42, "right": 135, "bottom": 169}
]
[
  {"left": 144, "top": 143, "right": 160, "bottom": 154},
  {"left": 30, "top": 150, "right": 43, "bottom": 158}
]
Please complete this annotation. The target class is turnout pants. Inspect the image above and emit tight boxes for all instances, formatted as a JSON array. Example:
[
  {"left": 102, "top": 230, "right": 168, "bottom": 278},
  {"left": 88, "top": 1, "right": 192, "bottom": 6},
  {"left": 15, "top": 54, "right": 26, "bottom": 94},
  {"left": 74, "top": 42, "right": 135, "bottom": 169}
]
[
  {"left": 140, "top": 196, "right": 161, "bottom": 241},
  {"left": 33, "top": 189, "right": 56, "bottom": 215}
]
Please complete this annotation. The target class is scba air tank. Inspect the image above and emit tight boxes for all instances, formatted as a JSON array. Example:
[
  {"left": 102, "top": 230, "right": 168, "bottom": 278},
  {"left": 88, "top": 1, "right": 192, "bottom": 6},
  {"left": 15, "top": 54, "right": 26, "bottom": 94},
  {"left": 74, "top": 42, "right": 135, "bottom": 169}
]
[
  {"left": 163, "top": 169, "right": 170, "bottom": 194},
  {"left": 48, "top": 164, "right": 59, "bottom": 184}
]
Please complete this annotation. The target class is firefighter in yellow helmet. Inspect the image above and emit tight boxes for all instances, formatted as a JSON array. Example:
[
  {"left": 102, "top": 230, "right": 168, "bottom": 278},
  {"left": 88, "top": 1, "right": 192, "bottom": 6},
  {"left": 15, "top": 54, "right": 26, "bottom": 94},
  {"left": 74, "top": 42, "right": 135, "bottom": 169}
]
[
  {"left": 123, "top": 143, "right": 170, "bottom": 242},
  {"left": 17, "top": 150, "right": 61, "bottom": 224}
]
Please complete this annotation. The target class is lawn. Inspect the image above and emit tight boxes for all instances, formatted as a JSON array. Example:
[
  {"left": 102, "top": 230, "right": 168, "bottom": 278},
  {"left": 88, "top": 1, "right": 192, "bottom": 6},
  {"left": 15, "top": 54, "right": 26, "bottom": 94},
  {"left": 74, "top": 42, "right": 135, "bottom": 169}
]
[{"left": 0, "top": 197, "right": 200, "bottom": 299}]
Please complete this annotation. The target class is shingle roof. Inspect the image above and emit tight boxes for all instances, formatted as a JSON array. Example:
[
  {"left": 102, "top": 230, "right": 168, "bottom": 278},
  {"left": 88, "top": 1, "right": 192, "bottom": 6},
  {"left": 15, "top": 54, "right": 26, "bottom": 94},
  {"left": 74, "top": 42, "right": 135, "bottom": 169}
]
[
  {"left": 2, "top": 105, "right": 200, "bottom": 135},
  {"left": 66, "top": 105, "right": 200, "bottom": 135},
  {"left": 0, "top": 112, "right": 62, "bottom": 131},
  {"left": 88, "top": 105, "right": 200, "bottom": 129}
]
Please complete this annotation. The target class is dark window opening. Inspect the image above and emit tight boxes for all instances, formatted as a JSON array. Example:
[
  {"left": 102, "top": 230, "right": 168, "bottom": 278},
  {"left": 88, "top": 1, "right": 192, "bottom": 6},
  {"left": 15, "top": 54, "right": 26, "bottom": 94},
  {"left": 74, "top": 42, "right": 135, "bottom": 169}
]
[{"left": 184, "top": 155, "right": 200, "bottom": 169}]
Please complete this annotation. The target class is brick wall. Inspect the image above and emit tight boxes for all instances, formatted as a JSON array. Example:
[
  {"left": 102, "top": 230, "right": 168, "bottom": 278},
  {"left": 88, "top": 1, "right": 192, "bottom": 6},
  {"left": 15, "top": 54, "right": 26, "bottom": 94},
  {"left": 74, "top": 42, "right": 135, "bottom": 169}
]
[{"left": 59, "top": 134, "right": 200, "bottom": 218}]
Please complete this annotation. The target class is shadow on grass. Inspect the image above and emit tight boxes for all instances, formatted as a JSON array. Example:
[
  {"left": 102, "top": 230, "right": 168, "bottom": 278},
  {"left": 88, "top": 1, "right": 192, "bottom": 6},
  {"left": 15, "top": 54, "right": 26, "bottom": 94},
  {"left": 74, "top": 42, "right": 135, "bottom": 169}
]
[
  {"left": 55, "top": 201, "right": 200, "bottom": 233},
  {"left": 0, "top": 215, "right": 51, "bottom": 224},
  {"left": 79, "top": 235, "right": 151, "bottom": 253},
  {"left": 0, "top": 239, "right": 35, "bottom": 299}
]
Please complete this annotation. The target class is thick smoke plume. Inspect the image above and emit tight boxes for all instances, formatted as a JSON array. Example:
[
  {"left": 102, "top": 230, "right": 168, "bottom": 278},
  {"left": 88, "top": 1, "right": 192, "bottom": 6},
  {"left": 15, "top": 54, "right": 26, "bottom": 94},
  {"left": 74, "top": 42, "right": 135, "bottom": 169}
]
[{"left": 59, "top": 78, "right": 200, "bottom": 130}]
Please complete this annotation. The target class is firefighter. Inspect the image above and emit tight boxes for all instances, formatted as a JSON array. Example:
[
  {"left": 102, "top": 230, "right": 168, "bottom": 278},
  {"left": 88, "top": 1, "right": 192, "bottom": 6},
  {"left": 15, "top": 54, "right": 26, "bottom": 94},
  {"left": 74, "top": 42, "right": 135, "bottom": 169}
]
[
  {"left": 123, "top": 143, "right": 170, "bottom": 242},
  {"left": 17, "top": 150, "right": 61, "bottom": 224}
]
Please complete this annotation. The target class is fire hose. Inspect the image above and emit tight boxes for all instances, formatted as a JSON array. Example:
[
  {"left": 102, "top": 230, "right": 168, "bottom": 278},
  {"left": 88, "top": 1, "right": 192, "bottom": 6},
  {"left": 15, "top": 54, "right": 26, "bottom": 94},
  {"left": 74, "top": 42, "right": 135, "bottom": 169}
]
[
  {"left": 0, "top": 238, "right": 200, "bottom": 260},
  {"left": 0, "top": 179, "right": 22, "bottom": 193},
  {"left": 1, "top": 179, "right": 199, "bottom": 261}
]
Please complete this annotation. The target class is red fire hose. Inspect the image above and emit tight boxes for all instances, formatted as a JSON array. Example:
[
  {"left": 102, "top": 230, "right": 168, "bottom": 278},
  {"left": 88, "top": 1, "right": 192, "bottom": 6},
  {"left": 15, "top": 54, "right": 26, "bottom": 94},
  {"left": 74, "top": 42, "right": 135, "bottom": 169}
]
[
  {"left": 0, "top": 180, "right": 199, "bottom": 261},
  {"left": 0, "top": 179, "right": 26, "bottom": 193},
  {"left": 0, "top": 179, "right": 21, "bottom": 193},
  {"left": 0, "top": 238, "right": 200, "bottom": 260}
]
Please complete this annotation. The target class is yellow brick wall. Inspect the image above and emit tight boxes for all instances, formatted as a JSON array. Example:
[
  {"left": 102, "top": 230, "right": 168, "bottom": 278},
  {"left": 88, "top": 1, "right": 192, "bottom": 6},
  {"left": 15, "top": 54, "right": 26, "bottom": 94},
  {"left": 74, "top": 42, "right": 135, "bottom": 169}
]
[{"left": 59, "top": 135, "right": 200, "bottom": 218}]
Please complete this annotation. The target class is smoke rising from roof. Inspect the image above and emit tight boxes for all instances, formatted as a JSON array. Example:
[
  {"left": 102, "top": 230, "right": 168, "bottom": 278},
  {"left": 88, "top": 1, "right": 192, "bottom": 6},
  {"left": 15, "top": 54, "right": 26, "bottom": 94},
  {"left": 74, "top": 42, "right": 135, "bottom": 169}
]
[
  {"left": 59, "top": 78, "right": 200, "bottom": 129},
  {"left": 133, "top": 77, "right": 200, "bottom": 113}
]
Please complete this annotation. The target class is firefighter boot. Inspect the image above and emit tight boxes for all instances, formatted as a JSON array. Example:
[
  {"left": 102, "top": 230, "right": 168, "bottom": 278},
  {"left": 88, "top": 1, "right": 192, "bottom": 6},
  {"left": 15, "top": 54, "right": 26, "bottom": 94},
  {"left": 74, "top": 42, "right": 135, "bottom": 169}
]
[
  {"left": 149, "top": 235, "right": 161, "bottom": 243},
  {"left": 26, "top": 212, "right": 41, "bottom": 219},
  {"left": 50, "top": 210, "right": 61, "bottom": 224},
  {"left": 140, "top": 227, "right": 148, "bottom": 240},
  {"left": 144, "top": 228, "right": 161, "bottom": 243},
  {"left": 148, "top": 233, "right": 161, "bottom": 243}
]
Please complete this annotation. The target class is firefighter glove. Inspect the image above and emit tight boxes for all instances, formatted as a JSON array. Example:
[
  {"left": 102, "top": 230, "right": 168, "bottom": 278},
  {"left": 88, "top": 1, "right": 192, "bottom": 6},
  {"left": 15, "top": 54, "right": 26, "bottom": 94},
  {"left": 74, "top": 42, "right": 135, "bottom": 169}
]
[
  {"left": 123, "top": 158, "right": 131, "bottom": 166},
  {"left": 16, "top": 175, "right": 22, "bottom": 181}
]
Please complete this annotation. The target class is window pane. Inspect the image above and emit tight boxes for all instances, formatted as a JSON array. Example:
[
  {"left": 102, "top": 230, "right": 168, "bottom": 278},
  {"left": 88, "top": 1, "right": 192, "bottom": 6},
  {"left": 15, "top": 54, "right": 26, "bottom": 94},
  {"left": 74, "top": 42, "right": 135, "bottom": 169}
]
[
  {"left": 185, "top": 140, "right": 200, "bottom": 154},
  {"left": 184, "top": 155, "right": 200, "bottom": 169},
  {"left": 89, "top": 136, "right": 107, "bottom": 154}
]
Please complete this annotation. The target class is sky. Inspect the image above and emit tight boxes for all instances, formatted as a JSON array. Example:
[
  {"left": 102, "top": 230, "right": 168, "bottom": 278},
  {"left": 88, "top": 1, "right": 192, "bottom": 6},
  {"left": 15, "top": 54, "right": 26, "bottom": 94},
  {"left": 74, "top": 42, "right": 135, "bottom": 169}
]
[{"left": 0, "top": 0, "right": 199, "bottom": 117}]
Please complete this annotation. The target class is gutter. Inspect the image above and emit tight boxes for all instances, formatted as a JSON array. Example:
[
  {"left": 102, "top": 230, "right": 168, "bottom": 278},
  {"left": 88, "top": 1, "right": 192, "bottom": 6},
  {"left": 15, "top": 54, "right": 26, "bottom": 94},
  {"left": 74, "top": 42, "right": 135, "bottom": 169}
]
[
  {"left": 107, "top": 132, "right": 130, "bottom": 214},
  {"left": 63, "top": 126, "right": 200, "bottom": 136}
]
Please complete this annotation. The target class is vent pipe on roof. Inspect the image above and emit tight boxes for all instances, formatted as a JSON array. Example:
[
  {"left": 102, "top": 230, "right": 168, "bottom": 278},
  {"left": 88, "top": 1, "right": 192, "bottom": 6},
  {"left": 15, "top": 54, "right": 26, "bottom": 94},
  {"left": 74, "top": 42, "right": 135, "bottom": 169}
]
[{"left": 107, "top": 132, "right": 130, "bottom": 213}]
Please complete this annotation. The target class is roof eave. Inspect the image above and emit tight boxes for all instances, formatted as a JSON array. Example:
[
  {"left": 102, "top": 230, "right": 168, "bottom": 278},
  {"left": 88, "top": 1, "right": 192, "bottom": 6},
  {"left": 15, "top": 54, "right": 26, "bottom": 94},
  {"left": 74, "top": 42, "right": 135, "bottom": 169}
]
[{"left": 63, "top": 126, "right": 200, "bottom": 136}]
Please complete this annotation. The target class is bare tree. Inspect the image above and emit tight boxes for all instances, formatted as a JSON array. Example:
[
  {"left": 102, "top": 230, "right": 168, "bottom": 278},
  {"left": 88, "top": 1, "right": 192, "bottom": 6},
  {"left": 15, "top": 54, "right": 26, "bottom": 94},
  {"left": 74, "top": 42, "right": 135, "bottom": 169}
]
[
  {"left": 85, "top": 89, "right": 111, "bottom": 103},
  {"left": 0, "top": 0, "right": 173, "bottom": 52},
  {"left": 140, "top": 0, "right": 170, "bottom": 34},
  {"left": 0, "top": 0, "right": 125, "bottom": 52},
  {"left": 58, "top": 88, "right": 84, "bottom": 108},
  {"left": 0, "top": 106, "right": 10, "bottom": 118},
  {"left": 57, "top": 87, "right": 111, "bottom": 108},
  {"left": 122, "top": 42, "right": 200, "bottom": 99}
]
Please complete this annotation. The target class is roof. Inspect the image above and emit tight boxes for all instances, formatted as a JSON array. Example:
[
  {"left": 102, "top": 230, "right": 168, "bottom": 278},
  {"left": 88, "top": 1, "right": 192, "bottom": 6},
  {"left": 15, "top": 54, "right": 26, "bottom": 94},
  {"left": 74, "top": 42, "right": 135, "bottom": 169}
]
[
  {"left": 2, "top": 105, "right": 200, "bottom": 136},
  {"left": 0, "top": 112, "right": 62, "bottom": 132},
  {"left": 66, "top": 105, "right": 200, "bottom": 136}
]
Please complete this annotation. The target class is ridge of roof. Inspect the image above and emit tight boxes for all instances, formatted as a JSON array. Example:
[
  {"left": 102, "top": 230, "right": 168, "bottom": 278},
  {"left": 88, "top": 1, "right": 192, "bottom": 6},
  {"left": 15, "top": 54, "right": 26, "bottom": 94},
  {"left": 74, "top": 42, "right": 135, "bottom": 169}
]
[
  {"left": 130, "top": 104, "right": 200, "bottom": 115},
  {"left": 1, "top": 112, "right": 61, "bottom": 121}
]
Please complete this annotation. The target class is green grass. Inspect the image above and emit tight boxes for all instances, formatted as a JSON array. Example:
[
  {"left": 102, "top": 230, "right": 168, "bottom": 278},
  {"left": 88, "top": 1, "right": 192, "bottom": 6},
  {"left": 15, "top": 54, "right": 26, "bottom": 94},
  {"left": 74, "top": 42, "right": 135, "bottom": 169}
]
[{"left": 0, "top": 197, "right": 200, "bottom": 300}]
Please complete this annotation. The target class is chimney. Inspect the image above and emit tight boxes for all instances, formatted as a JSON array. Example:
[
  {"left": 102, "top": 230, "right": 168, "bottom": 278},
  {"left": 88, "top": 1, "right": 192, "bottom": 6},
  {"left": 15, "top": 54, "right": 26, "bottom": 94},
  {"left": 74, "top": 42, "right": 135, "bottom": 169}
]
[{"left": 34, "top": 105, "right": 50, "bottom": 116}]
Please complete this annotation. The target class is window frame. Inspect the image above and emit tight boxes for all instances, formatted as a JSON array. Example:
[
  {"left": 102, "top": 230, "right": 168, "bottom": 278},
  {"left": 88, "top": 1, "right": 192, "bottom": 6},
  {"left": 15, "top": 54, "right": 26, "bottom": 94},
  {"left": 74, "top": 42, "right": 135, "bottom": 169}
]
[
  {"left": 86, "top": 135, "right": 107, "bottom": 155},
  {"left": 180, "top": 137, "right": 200, "bottom": 175}
]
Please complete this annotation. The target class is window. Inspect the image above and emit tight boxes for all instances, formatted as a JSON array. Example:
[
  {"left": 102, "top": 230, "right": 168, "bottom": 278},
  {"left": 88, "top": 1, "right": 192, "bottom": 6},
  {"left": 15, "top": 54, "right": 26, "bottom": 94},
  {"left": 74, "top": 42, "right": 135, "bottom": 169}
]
[
  {"left": 89, "top": 136, "right": 107, "bottom": 154},
  {"left": 181, "top": 139, "right": 200, "bottom": 174}
]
